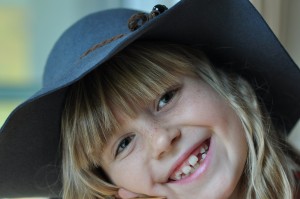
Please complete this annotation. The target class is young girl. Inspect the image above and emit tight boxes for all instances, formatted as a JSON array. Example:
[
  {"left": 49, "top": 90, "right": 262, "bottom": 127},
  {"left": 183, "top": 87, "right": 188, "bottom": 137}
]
[
  {"left": 0, "top": 0, "right": 299, "bottom": 199},
  {"left": 62, "top": 41, "right": 300, "bottom": 199}
]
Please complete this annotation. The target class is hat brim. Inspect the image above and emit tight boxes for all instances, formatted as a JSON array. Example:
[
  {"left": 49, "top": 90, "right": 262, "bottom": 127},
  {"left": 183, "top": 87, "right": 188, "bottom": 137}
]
[{"left": 0, "top": 0, "right": 299, "bottom": 197}]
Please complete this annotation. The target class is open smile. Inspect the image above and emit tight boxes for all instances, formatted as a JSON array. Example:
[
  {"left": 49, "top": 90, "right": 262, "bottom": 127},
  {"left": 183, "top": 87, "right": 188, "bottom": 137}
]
[{"left": 168, "top": 138, "right": 211, "bottom": 183}]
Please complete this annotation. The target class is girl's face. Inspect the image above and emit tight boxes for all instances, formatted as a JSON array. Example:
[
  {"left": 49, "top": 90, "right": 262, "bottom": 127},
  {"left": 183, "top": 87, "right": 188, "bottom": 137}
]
[{"left": 102, "top": 75, "right": 248, "bottom": 199}]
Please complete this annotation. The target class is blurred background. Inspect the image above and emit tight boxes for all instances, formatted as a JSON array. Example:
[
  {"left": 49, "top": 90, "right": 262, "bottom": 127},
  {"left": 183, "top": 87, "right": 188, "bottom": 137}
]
[{"left": 0, "top": 0, "right": 299, "bottom": 198}]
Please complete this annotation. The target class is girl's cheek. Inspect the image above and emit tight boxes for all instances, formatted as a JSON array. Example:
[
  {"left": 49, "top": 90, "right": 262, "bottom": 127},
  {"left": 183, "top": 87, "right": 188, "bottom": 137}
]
[{"left": 110, "top": 152, "right": 148, "bottom": 191}]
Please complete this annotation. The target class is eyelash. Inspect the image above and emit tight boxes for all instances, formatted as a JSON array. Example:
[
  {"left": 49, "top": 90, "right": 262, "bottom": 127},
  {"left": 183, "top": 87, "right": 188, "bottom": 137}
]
[
  {"left": 156, "top": 88, "right": 179, "bottom": 111},
  {"left": 115, "top": 134, "right": 135, "bottom": 157}
]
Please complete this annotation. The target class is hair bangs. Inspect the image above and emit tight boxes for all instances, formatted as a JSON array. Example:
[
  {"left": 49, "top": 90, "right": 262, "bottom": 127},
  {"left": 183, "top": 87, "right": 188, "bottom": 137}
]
[
  {"left": 63, "top": 72, "right": 122, "bottom": 169},
  {"left": 100, "top": 42, "right": 197, "bottom": 118}
]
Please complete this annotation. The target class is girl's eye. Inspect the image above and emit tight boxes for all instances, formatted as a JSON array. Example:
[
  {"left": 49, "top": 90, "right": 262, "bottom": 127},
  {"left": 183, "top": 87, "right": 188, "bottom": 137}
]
[
  {"left": 115, "top": 134, "right": 135, "bottom": 157},
  {"left": 157, "top": 89, "right": 178, "bottom": 111}
]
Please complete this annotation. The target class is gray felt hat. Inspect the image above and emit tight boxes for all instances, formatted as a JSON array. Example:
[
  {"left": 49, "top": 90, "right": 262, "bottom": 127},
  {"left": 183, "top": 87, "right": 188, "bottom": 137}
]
[{"left": 0, "top": 0, "right": 299, "bottom": 197}]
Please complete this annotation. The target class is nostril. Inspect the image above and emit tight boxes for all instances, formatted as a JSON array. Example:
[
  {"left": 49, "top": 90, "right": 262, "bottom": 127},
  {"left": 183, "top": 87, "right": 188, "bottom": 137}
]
[
  {"left": 170, "top": 129, "right": 181, "bottom": 144},
  {"left": 152, "top": 128, "right": 181, "bottom": 159},
  {"left": 171, "top": 131, "right": 181, "bottom": 145}
]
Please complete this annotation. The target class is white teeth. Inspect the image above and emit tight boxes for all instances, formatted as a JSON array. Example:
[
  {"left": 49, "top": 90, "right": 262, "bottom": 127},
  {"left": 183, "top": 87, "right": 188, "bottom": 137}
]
[
  {"left": 200, "top": 147, "right": 206, "bottom": 153},
  {"left": 170, "top": 142, "right": 210, "bottom": 181},
  {"left": 188, "top": 155, "right": 198, "bottom": 166},
  {"left": 204, "top": 144, "right": 208, "bottom": 150},
  {"left": 182, "top": 165, "right": 192, "bottom": 175},
  {"left": 175, "top": 171, "right": 182, "bottom": 180}
]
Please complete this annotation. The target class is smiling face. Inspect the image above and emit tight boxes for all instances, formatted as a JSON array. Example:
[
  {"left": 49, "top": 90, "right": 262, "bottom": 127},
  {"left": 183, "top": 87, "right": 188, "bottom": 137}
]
[
  {"left": 62, "top": 42, "right": 250, "bottom": 199},
  {"left": 102, "top": 75, "right": 248, "bottom": 199}
]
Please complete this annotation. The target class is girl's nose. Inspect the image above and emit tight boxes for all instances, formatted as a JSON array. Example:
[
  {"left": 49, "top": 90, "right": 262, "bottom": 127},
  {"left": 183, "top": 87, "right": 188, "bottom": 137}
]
[{"left": 151, "top": 127, "right": 181, "bottom": 159}]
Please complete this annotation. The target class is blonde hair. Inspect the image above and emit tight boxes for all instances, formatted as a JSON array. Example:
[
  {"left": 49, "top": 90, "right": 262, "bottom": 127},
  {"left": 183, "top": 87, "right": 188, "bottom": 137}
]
[{"left": 61, "top": 41, "right": 299, "bottom": 199}]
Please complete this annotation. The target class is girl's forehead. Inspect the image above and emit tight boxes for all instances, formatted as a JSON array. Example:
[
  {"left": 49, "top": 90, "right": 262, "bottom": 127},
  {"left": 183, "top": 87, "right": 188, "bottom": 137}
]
[{"left": 111, "top": 108, "right": 132, "bottom": 126}]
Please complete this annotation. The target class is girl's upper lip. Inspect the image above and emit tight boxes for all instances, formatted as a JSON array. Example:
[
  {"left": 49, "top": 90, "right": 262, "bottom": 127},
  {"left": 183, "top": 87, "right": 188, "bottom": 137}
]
[{"left": 166, "top": 136, "right": 210, "bottom": 182}]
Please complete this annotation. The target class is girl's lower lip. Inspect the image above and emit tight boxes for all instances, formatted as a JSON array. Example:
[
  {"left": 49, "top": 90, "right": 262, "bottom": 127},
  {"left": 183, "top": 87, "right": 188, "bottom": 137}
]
[{"left": 169, "top": 137, "right": 213, "bottom": 184}]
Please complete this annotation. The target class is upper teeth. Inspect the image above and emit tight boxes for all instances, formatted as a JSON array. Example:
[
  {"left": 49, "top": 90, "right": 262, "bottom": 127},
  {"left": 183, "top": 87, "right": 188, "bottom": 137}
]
[
  {"left": 204, "top": 144, "right": 208, "bottom": 150},
  {"left": 200, "top": 147, "right": 206, "bottom": 153},
  {"left": 188, "top": 155, "right": 198, "bottom": 166},
  {"left": 182, "top": 165, "right": 192, "bottom": 175}
]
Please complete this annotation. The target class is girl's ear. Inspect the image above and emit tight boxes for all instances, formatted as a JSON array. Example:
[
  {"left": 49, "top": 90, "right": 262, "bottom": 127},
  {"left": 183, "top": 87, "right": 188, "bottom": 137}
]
[{"left": 117, "top": 187, "right": 140, "bottom": 199}]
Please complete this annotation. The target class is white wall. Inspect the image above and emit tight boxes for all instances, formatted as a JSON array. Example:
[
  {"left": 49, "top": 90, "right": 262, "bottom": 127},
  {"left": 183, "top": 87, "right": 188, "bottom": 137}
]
[
  {"left": 251, "top": 0, "right": 300, "bottom": 150},
  {"left": 283, "top": 1, "right": 300, "bottom": 66},
  {"left": 283, "top": 1, "right": 300, "bottom": 150}
]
